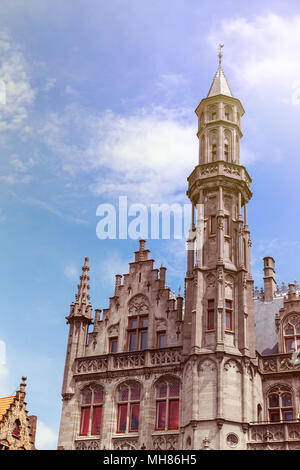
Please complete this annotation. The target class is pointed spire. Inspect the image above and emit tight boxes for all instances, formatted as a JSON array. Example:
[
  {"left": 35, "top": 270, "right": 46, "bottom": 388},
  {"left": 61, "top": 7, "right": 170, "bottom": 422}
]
[
  {"left": 70, "top": 257, "right": 92, "bottom": 319},
  {"left": 207, "top": 44, "right": 233, "bottom": 98}
]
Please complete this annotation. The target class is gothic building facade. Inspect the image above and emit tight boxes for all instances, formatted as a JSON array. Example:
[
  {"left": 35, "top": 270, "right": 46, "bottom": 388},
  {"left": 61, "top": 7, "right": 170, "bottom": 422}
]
[
  {"left": 57, "top": 54, "right": 300, "bottom": 451},
  {"left": 0, "top": 377, "right": 37, "bottom": 450}
]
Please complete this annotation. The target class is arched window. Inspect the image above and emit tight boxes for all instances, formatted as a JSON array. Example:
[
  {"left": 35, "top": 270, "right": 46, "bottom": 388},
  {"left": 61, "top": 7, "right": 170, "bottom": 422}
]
[
  {"left": 200, "top": 136, "right": 205, "bottom": 162},
  {"left": 224, "top": 138, "right": 230, "bottom": 162},
  {"left": 12, "top": 420, "right": 20, "bottom": 437},
  {"left": 257, "top": 404, "right": 262, "bottom": 422},
  {"left": 268, "top": 388, "right": 293, "bottom": 422},
  {"left": 283, "top": 315, "right": 300, "bottom": 352},
  {"left": 210, "top": 106, "right": 217, "bottom": 121},
  {"left": 224, "top": 105, "right": 232, "bottom": 121},
  {"left": 79, "top": 386, "right": 104, "bottom": 436},
  {"left": 210, "top": 138, "right": 217, "bottom": 162},
  {"left": 117, "top": 382, "right": 141, "bottom": 433},
  {"left": 155, "top": 379, "right": 180, "bottom": 431}
]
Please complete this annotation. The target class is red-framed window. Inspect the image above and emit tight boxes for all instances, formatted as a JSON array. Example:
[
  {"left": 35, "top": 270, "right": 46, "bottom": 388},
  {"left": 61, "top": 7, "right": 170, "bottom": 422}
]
[
  {"left": 268, "top": 392, "right": 293, "bottom": 423},
  {"left": 225, "top": 300, "right": 232, "bottom": 330},
  {"left": 127, "top": 315, "right": 148, "bottom": 351},
  {"left": 207, "top": 300, "right": 215, "bottom": 330},
  {"left": 157, "top": 332, "right": 167, "bottom": 348},
  {"left": 283, "top": 315, "right": 300, "bottom": 353},
  {"left": 109, "top": 337, "right": 118, "bottom": 353},
  {"left": 12, "top": 420, "right": 20, "bottom": 437},
  {"left": 210, "top": 216, "right": 216, "bottom": 235},
  {"left": 79, "top": 386, "right": 104, "bottom": 436},
  {"left": 224, "top": 215, "right": 230, "bottom": 235},
  {"left": 117, "top": 383, "right": 141, "bottom": 433},
  {"left": 155, "top": 379, "right": 180, "bottom": 431}
]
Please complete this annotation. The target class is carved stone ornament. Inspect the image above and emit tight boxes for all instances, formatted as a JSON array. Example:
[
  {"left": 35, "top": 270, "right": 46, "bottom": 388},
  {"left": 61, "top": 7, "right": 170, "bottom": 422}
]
[
  {"left": 128, "top": 294, "right": 150, "bottom": 316},
  {"left": 206, "top": 273, "right": 216, "bottom": 288},
  {"left": 75, "top": 440, "right": 101, "bottom": 450},
  {"left": 152, "top": 435, "right": 179, "bottom": 450},
  {"left": 107, "top": 321, "right": 120, "bottom": 335},
  {"left": 217, "top": 217, "right": 224, "bottom": 231},
  {"left": 113, "top": 438, "right": 138, "bottom": 450}
]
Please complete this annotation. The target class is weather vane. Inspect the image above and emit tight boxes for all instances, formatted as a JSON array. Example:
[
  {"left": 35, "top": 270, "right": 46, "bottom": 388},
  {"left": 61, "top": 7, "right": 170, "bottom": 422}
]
[{"left": 218, "top": 44, "right": 224, "bottom": 65}]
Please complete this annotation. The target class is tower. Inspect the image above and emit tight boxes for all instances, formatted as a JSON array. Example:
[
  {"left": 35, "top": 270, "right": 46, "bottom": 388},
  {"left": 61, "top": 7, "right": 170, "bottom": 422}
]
[
  {"left": 181, "top": 46, "right": 262, "bottom": 449},
  {"left": 58, "top": 257, "right": 93, "bottom": 449}
]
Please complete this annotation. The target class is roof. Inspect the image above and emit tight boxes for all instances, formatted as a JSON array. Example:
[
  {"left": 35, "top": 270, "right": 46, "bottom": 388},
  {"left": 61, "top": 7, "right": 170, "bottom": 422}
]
[
  {"left": 0, "top": 395, "right": 15, "bottom": 420},
  {"left": 254, "top": 297, "right": 284, "bottom": 355},
  {"left": 207, "top": 65, "right": 233, "bottom": 98}
]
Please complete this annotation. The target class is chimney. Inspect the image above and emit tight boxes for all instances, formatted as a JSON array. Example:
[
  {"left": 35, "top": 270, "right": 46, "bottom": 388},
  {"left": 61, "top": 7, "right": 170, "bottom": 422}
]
[
  {"left": 114, "top": 275, "right": 122, "bottom": 296},
  {"left": 288, "top": 283, "right": 297, "bottom": 300},
  {"left": 263, "top": 257, "right": 276, "bottom": 301},
  {"left": 160, "top": 266, "right": 166, "bottom": 286},
  {"left": 177, "top": 286, "right": 183, "bottom": 321}
]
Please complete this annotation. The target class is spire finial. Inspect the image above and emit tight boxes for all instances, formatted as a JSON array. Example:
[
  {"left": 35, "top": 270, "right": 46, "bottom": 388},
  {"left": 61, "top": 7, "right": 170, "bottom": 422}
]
[{"left": 218, "top": 43, "right": 224, "bottom": 66}]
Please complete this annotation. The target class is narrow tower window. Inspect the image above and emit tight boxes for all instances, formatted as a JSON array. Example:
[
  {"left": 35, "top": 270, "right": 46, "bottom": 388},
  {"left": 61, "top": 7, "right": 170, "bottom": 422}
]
[
  {"left": 207, "top": 300, "right": 215, "bottom": 330},
  {"left": 210, "top": 216, "right": 216, "bottom": 234},
  {"left": 211, "top": 143, "right": 217, "bottom": 161},
  {"left": 224, "top": 215, "right": 230, "bottom": 235},
  {"left": 225, "top": 300, "right": 233, "bottom": 330}
]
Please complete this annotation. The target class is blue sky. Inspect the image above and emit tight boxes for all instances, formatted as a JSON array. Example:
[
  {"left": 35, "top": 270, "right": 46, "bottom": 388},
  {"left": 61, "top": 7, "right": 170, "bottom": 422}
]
[{"left": 0, "top": 0, "right": 300, "bottom": 449}]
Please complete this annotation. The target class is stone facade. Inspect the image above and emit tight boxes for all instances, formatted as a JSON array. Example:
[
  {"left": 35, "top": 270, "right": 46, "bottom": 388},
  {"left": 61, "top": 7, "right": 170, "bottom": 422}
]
[
  {"left": 57, "top": 55, "right": 300, "bottom": 450},
  {"left": 0, "top": 377, "right": 37, "bottom": 450}
]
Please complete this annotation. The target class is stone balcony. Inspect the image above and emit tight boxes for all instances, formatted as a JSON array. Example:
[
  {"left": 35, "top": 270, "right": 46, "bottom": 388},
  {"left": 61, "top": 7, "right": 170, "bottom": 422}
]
[
  {"left": 248, "top": 420, "right": 300, "bottom": 450},
  {"left": 258, "top": 351, "right": 300, "bottom": 375},
  {"left": 74, "top": 347, "right": 182, "bottom": 376},
  {"left": 187, "top": 161, "right": 252, "bottom": 199}
]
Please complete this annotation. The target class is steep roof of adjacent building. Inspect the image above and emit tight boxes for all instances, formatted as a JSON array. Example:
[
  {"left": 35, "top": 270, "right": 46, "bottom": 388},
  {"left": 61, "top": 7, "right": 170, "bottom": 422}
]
[
  {"left": 254, "top": 297, "right": 283, "bottom": 355},
  {"left": 0, "top": 396, "right": 15, "bottom": 420}
]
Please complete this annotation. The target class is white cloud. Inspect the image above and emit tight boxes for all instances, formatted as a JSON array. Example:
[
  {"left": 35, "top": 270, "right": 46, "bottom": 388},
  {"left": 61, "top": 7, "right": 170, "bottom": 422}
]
[
  {"left": 0, "top": 31, "right": 35, "bottom": 132},
  {"left": 35, "top": 421, "right": 58, "bottom": 450},
  {"left": 208, "top": 13, "right": 300, "bottom": 105},
  {"left": 43, "top": 77, "right": 56, "bottom": 93},
  {"left": 0, "top": 341, "right": 11, "bottom": 396},
  {"left": 97, "top": 252, "right": 130, "bottom": 290},
  {"left": 64, "top": 264, "right": 79, "bottom": 281},
  {"left": 24, "top": 197, "right": 88, "bottom": 225},
  {"left": 40, "top": 105, "right": 198, "bottom": 203}
]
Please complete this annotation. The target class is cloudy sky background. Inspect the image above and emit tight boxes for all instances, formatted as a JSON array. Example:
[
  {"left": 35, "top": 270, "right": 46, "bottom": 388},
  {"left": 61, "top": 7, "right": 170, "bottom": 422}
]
[{"left": 0, "top": 0, "right": 300, "bottom": 448}]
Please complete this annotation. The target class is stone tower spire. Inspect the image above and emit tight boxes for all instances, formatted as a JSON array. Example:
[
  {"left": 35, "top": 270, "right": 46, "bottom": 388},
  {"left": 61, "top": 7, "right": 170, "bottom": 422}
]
[
  {"left": 61, "top": 258, "right": 93, "bottom": 396},
  {"left": 182, "top": 51, "right": 257, "bottom": 443},
  {"left": 184, "top": 48, "right": 254, "bottom": 356},
  {"left": 58, "top": 257, "right": 94, "bottom": 449},
  {"left": 69, "top": 257, "right": 93, "bottom": 319}
]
